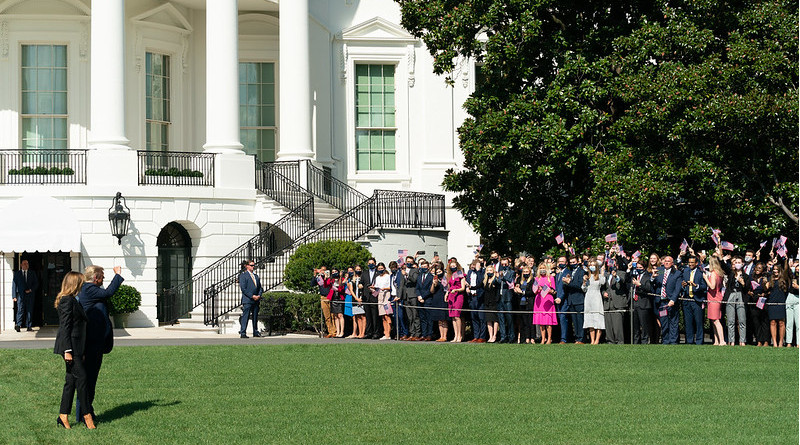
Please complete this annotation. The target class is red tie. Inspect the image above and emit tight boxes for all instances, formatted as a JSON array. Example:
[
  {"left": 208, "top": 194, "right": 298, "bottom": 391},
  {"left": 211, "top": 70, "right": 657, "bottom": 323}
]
[{"left": 661, "top": 269, "right": 669, "bottom": 299}]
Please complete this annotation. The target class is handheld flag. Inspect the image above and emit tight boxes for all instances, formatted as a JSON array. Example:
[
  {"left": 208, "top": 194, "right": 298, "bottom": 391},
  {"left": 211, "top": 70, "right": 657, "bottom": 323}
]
[
  {"left": 679, "top": 239, "right": 689, "bottom": 251},
  {"left": 605, "top": 233, "right": 617, "bottom": 243},
  {"left": 632, "top": 250, "right": 641, "bottom": 261},
  {"left": 555, "top": 232, "right": 564, "bottom": 245},
  {"left": 720, "top": 241, "right": 734, "bottom": 251}
]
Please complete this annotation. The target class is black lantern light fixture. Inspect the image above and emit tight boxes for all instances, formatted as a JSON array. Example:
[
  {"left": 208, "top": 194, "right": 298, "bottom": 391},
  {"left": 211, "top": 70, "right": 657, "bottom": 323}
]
[{"left": 108, "top": 192, "right": 131, "bottom": 245}]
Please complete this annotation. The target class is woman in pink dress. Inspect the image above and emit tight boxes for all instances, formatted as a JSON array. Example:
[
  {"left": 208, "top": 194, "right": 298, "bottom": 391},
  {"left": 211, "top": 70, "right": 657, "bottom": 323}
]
[
  {"left": 446, "top": 260, "right": 467, "bottom": 342},
  {"left": 704, "top": 256, "right": 725, "bottom": 345},
  {"left": 532, "top": 262, "right": 557, "bottom": 344}
]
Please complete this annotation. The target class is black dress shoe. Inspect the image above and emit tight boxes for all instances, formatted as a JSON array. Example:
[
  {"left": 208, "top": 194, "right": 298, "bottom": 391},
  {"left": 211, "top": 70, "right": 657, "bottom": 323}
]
[
  {"left": 253, "top": 332, "right": 261, "bottom": 337},
  {"left": 14, "top": 325, "right": 20, "bottom": 332},
  {"left": 240, "top": 334, "right": 249, "bottom": 338},
  {"left": 26, "top": 327, "right": 33, "bottom": 332}
]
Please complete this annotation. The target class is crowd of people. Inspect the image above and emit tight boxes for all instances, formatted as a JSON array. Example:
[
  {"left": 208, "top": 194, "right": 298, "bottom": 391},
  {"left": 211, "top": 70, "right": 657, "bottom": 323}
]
[{"left": 312, "top": 242, "right": 799, "bottom": 347}]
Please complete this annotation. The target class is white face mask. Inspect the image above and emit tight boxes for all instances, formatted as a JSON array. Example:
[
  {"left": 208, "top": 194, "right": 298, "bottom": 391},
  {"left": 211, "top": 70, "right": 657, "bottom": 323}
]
[
  {"left": 744, "top": 256, "right": 753, "bottom": 263},
  {"left": 539, "top": 269, "right": 546, "bottom": 275},
  {"left": 589, "top": 266, "right": 597, "bottom": 272}
]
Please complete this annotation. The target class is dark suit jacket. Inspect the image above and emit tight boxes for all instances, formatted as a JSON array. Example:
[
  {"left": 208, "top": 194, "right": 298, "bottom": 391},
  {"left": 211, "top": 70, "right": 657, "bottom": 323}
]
[
  {"left": 654, "top": 266, "right": 681, "bottom": 304},
  {"left": 79, "top": 274, "right": 123, "bottom": 356},
  {"left": 415, "top": 271, "right": 434, "bottom": 301},
  {"left": 239, "top": 271, "right": 263, "bottom": 304},
  {"left": 54, "top": 296, "right": 88, "bottom": 357},
  {"left": 680, "top": 266, "right": 708, "bottom": 303},
  {"left": 564, "top": 266, "right": 586, "bottom": 307},
  {"left": 605, "top": 270, "right": 629, "bottom": 310},
  {"left": 13, "top": 269, "right": 38, "bottom": 298},
  {"left": 634, "top": 270, "right": 654, "bottom": 309},
  {"left": 465, "top": 269, "right": 485, "bottom": 301}
]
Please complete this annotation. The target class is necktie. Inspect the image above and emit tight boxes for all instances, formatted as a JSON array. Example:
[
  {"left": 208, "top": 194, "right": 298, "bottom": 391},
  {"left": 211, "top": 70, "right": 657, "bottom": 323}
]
[
  {"left": 661, "top": 269, "right": 669, "bottom": 299},
  {"left": 689, "top": 269, "right": 695, "bottom": 298},
  {"left": 23, "top": 270, "right": 27, "bottom": 281},
  {"left": 250, "top": 272, "right": 257, "bottom": 286}
]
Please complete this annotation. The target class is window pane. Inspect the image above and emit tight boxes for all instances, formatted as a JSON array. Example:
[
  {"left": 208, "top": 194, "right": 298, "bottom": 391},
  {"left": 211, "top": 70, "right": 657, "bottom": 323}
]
[
  {"left": 383, "top": 131, "right": 395, "bottom": 150},
  {"left": 54, "top": 69, "right": 67, "bottom": 90},
  {"left": 54, "top": 118, "right": 67, "bottom": 139},
  {"left": 22, "top": 92, "right": 35, "bottom": 114},
  {"left": 22, "top": 68, "right": 35, "bottom": 90},
  {"left": 22, "top": 45, "right": 35, "bottom": 67},
  {"left": 384, "top": 152, "right": 395, "bottom": 170},
  {"left": 262, "top": 63, "right": 274, "bottom": 83},
  {"left": 356, "top": 130, "right": 369, "bottom": 150},
  {"left": 357, "top": 152, "right": 370, "bottom": 170},
  {"left": 54, "top": 46, "right": 67, "bottom": 67},
  {"left": 54, "top": 92, "right": 67, "bottom": 114},
  {"left": 370, "top": 153, "right": 383, "bottom": 170},
  {"left": 261, "top": 86, "right": 274, "bottom": 105},
  {"left": 37, "top": 69, "right": 52, "bottom": 90},
  {"left": 37, "top": 45, "right": 52, "bottom": 67},
  {"left": 38, "top": 93, "right": 54, "bottom": 114},
  {"left": 261, "top": 105, "right": 275, "bottom": 127},
  {"left": 370, "top": 130, "right": 383, "bottom": 149}
]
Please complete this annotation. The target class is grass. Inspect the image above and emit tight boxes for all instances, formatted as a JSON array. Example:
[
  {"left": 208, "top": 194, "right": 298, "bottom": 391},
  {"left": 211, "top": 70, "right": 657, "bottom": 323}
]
[{"left": 1, "top": 343, "right": 797, "bottom": 444}]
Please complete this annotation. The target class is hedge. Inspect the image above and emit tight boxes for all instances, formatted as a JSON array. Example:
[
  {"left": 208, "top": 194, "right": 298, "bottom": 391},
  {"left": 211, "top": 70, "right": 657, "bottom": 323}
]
[
  {"left": 284, "top": 240, "right": 372, "bottom": 292},
  {"left": 258, "top": 291, "right": 322, "bottom": 333}
]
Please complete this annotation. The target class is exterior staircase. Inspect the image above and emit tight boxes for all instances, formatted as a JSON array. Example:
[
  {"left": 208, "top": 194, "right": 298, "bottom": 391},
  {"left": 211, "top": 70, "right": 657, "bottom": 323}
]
[{"left": 160, "top": 159, "right": 445, "bottom": 332}]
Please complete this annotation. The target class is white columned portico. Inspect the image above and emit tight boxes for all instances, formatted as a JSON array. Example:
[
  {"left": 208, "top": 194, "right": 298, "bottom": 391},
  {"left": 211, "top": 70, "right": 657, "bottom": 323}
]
[
  {"left": 278, "top": 0, "right": 314, "bottom": 161},
  {"left": 203, "top": 0, "right": 244, "bottom": 154},
  {"left": 88, "top": 0, "right": 129, "bottom": 150}
]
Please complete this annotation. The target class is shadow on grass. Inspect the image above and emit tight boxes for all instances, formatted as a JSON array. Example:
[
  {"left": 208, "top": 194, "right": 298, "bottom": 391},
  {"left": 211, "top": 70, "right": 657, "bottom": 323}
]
[{"left": 100, "top": 399, "right": 181, "bottom": 423}]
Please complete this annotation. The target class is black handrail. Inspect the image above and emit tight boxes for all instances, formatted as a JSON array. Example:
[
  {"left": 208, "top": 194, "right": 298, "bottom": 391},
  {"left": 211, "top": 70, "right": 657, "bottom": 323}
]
[
  {"left": 373, "top": 189, "right": 447, "bottom": 229},
  {"left": 0, "top": 149, "right": 87, "bottom": 185},
  {"left": 137, "top": 151, "right": 215, "bottom": 186},
  {"left": 255, "top": 159, "right": 314, "bottom": 225},
  {"left": 306, "top": 162, "right": 368, "bottom": 213}
]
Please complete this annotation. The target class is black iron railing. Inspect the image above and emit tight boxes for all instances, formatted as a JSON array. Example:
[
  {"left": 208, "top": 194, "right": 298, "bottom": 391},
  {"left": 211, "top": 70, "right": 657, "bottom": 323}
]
[
  {"left": 138, "top": 151, "right": 215, "bottom": 186},
  {"left": 307, "top": 161, "right": 368, "bottom": 213},
  {"left": 0, "top": 149, "right": 87, "bottom": 184},
  {"left": 255, "top": 159, "right": 314, "bottom": 225},
  {"left": 373, "top": 189, "right": 447, "bottom": 229}
]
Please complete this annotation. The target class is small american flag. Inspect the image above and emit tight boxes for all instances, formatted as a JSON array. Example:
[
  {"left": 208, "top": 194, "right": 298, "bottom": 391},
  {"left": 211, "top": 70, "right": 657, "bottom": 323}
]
[
  {"left": 776, "top": 235, "right": 787, "bottom": 248},
  {"left": 632, "top": 250, "right": 641, "bottom": 260},
  {"left": 750, "top": 280, "right": 760, "bottom": 289},
  {"left": 605, "top": 233, "right": 617, "bottom": 243},
  {"left": 720, "top": 241, "right": 734, "bottom": 251},
  {"left": 569, "top": 246, "right": 575, "bottom": 255},
  {"left": 759, "top": 240, "right": 768, "bottom": 249},
  {"left": 398, "top": 249, "right": 408, "bottom": 261},
  {"left": 617, "top": 244, "right": 625, "bottom": 256},
  {"left": 711, "top": 233, "right": 720, "bottom": 245},
  {"left": 679, "top": 239, "right": 689, "bottom": 251},
  {"left": 756, "top": 297, "right": 766, "bottom": 310},
  {"left": 555, "top": 232, "right": 564, "bottom": 245},
  {"left": 777, "top": 245, "right": 787, "bottom": 257}
]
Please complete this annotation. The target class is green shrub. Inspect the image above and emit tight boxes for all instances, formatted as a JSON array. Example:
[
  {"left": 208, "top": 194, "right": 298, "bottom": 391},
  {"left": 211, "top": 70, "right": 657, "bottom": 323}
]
[
  {"left": 109, "top": 284, "right": 142, "bottom": 316},
  {"left": 144, "top": 168, "right": 204, "bottom": 178},
  {"left": 258, "top": 291, "right": 322, "bottom": 333},
  {"left": 284, "top": 240, "right": 372, "bottom": 292},
  {"left": 7, "top": 166, "right": 75, "bottom": 175}
]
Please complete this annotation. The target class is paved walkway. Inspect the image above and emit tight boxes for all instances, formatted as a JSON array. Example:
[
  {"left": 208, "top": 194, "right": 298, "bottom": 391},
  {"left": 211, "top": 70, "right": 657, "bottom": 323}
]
[{"left": 0, "top": 326, "right": 340, "bottom": 349}]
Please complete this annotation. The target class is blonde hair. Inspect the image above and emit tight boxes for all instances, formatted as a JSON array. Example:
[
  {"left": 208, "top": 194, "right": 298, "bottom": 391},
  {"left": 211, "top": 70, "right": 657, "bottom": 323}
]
[
  {"left": 54, "top": 271, "right": 84, "bottom": 308},
  {"left": 84, "top": 265, "right": 104, "bottom": 282},
  {"left": 709, "top": 257, "right": 725, "bottom": 279}
]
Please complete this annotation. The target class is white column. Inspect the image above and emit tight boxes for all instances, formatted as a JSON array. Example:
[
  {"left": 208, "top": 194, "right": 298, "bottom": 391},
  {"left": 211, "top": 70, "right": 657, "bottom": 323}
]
[
  {"left": 88, "top": 0, "right": 129, "bottom": 150},
  {"left": 278, "top": 0, "right": 314, "bottom": 160},
  {"left": 203, "top": 0, "right": 244, "bottom": 154}
]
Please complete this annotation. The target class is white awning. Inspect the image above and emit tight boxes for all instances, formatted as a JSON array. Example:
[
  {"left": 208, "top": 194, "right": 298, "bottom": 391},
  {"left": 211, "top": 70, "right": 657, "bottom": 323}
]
[{"left": 0, "top": 196, "right": 81, "bottom": 252}]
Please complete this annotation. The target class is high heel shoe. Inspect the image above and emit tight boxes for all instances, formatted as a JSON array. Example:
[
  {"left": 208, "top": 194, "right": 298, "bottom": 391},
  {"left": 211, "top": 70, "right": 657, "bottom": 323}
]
[
  {"left": 83, "top": 413, "right": 96, "bottom": 429},
  {"left": 57, "top": 414, "right": 71, "bottom": 429}
]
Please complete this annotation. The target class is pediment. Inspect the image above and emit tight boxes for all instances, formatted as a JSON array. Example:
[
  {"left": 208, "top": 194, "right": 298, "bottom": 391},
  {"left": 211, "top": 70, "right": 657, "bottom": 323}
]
[
  {"left": 131, "top": 2, "right": 192, "bottom": 34},
  {"left": 0, "top": 0, "right": 89, "bottom": 15},
  {"left": 339, "top": 17, "right": 416, "bottom": 43}
]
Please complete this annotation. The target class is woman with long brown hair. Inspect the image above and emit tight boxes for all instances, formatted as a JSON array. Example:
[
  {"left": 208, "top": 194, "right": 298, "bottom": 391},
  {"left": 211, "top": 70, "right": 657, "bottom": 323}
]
[
  {"left": 764, "top": 261, "right": 791, "bottom": 347},
  {"left": 53, "top": 271, "right": 95, "bottom": 429},
  {"left": 704, "top": 256, "right": 726, "bottom": 346}
]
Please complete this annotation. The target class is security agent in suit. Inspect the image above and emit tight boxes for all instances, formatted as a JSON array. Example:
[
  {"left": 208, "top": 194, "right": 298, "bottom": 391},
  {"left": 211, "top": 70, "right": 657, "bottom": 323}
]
[
  {"left": 554, "top": 256, "right": 571, "bottom": 343},
  {"left": 415, "top": 259, "right": 435, "bottom": 339},
  {"left": 465, "top": 260, "right": 486, "bottom": 341},
  {"left": 239, "top": 260, "right": 263, "bottom": 338},
  {"left": 603, "top": 257, "right": 629, "bottom": 344},
  {"left": 364, "top": 258, "right": 381, "bottom": 339},
  {"left": 13, "top": 259, "right": 39, "bottom": 331},
  {"left": 401, "top": 257, "right": 421, "bottom": 339},
  {"left": 652, "top": 256, "right": 682, "bottom": 344},
  {"left": 680, "top": 256, "right": 708, "bottom": 345},
  {"left": 78, "top": 265, "right": 123, "bottom": 422},
  {"left": 496, "top": 258, "right": 516, "bottom": 343},
  {"left": 53, "top": 272, "right": 90, "bottom": 427},
  {"left": 563, "top": 256, "right": 587, "bottom": 343},
  {"left": 630, "top": 261, "right": 653, "bottom": 344}
]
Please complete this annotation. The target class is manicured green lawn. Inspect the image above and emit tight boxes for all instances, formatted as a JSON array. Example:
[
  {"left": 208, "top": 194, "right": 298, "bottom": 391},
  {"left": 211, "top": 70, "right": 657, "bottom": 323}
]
[{"left": 1, "top": 344, "right": 797, "bottom": 444}]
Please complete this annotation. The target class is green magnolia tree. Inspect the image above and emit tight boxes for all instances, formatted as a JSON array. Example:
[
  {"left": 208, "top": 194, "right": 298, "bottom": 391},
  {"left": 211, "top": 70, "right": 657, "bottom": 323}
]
[{"left": 398, "top": 0, "right": 798, "bottom": 255}]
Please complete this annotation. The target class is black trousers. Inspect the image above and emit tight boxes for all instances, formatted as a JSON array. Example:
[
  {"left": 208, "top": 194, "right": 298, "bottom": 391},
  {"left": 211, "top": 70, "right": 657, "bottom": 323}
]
[
  {"left": 60, "top": 354, "right": 89, "bottom": 415},
  {"left": 78, "top": 350, "right": 103, "bottom": 417},
  {"left": 364, "top": 293, "right": 380, "bottom": 338},
  {"left": 633, "top": 306, "right": 652, "bottom": 344}
]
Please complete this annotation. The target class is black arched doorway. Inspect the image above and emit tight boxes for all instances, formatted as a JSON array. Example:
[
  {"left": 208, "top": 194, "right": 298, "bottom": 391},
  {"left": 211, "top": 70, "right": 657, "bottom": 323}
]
[{"left": 156, "top": 222, "right": 192, "bottom": 323}]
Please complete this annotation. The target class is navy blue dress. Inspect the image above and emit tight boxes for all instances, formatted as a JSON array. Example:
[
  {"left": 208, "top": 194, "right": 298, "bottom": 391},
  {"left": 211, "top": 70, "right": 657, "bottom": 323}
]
[
  {"left": 767, "top": 279, "right": 787, "bottom": 320},
  {"left": 430, "top": 281, "right": 448, "bottom": 322}
]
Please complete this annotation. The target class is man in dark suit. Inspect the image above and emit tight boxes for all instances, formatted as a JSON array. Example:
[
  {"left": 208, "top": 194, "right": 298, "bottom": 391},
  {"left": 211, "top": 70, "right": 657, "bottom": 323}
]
[
  {"left": 415, "top": 259, "right": 434, "bottom": 340},
  {"left": 563, "top": 256, "right": 586, "bottom": 343},
  {"left": 497, "top": 258, "right": 515, "bottom": 343},
  {"left": 78, "top": 264, "right": 123, "bottom": 423},
  {"left": 239, "top": 260, "right": 263, "bottom": 338},
  {"left": 364, "top": 257, "right": 380, "bottom": 339},
  {"left": 466, "top": 259, "right": 486, "bottom": 342},
  {"left": 604, "top": 257, "right": 629, "bottom": 344},
  {"left": 401, "top": 256, "right": 421, "bottom": 340},
  {"left": 554, "top": 256, "right": 570, "bottom": 343},
  {"left": 654, "top": 256, "right": 682, "bottom": 344},
  {"left": 13, "top": 259, "right": 38, "bottom": 332},
  {"left": 681, "top": 256, "right": 708, "bottom": 345}
]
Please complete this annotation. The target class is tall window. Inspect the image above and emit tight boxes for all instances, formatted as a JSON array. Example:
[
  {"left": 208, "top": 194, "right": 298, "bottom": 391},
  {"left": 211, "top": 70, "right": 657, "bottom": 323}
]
[
  {"left": 146, "top": 52, "right": 170, "bottom": 158},
  {"left": 21, "top": 45, "right": 68, "bottom": 159},
  {"left": 239, "top": 62, "right": 276, "bottom": 162},
  {"left": 355, "top": 64, "right": 395, "bottom": 171}
]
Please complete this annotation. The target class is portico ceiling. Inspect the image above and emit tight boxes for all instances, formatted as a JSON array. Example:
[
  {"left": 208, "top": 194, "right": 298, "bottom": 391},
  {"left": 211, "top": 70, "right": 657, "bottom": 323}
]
[{"left": 169, "top": 0, "right": 278, "bottom": 13}]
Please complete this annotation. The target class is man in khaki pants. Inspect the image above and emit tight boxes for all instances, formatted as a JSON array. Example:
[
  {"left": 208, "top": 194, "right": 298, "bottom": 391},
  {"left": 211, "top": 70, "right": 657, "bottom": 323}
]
[{"left": 313, "top": 267, "right": 336, "bottom": 337}]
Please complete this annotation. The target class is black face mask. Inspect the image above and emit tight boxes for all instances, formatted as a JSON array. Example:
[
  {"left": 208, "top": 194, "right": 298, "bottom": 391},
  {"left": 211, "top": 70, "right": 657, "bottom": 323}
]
[
  {"left": 355, "top": 271, "right": 362, "bottom": 276},
  {"left": 487, "top": 273, "right": 494, "bottom": 278},
  {"left": 570, "top": 264, "right": 577, "bottom": 270},
  {"left": 437, "top": 272, "right": 445, "bottom": 278},
  {"left": 377, "top": 269, "right": 385, "bottom": 274},
  {"left": 583, "top": 261, "right": 589, "bottom": 267},
  {"left": 450, "top": 266, "right": 457, "bottom": 272},
  {"left": 406, "top": 262, "right": 414, "bottom": 268},
  {"left": 348, "top": 272, "right": 354, "bottom": 277},
  {"left": 332, "top": 273, "right": 340, "bottom": 278},
  {"left": 523, "top": 273, "right": 530, "bottom": 279},
  {"left": 390, "top": 268, "right": 397, "bottom": 274},
  {"left": 558, "top": 264, "right": 566, "bottom": 269}
]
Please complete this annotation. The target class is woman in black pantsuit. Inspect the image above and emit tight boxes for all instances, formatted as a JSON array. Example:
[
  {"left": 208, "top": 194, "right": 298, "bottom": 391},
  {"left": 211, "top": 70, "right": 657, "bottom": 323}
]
[
  {"left": 748, "top": 263, "right": 770, "bottom": 346},
  {"left": 54, "top": 271, "right": 95, "bottom": 429}
]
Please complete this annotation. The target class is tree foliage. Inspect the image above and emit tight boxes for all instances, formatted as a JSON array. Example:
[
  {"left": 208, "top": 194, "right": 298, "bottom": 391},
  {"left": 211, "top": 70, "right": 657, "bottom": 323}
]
[
  {"left": 398, "top": 0, "right": 798, "bottom": 255},
  {"left": 284, "top": 240, "right": 372, "bottom": 292}
]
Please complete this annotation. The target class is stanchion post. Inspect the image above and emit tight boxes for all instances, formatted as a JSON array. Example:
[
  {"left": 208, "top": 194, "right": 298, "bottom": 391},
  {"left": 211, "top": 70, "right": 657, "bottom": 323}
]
[{"left": 319, "top": 300, "right": 323, "bottom": 338}]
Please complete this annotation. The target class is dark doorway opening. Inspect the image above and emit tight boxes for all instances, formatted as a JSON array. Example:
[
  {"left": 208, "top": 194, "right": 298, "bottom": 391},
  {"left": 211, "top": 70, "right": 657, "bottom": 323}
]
[
  {"left": 13, "top": 252, "right": 72, "bottom": 327},
  {"left": 156, "top": 222, "right": 192, "bottom": 324}
]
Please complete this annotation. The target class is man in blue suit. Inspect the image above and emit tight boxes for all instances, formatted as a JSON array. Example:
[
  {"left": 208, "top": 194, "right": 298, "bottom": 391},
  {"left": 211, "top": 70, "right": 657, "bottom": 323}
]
[
  {"left": 554, "top": 256, "right": 570, "bottom": 343},
  {"left": 78, "top": 264, "right": 123, "bottom": 423},
  {"left": 496, "top": 258, "right": 516, "bottom": 343},
  {"left": 466, "top": 259, "right": 486, "bottom": 342},
  {"left": 415, "top": 259, "right": 434, "bottom": 340},
  {"left": 13, "top": 259, "right": 38, "bottom": 332},
  {"left": 681, "top": 256, "right": 708, "bottom": 344},
  {"left": 563, "top": 256, "right": 586, "bottom": 343},
  {"left": 653, "top": 256, "right": 682, "bottom": 344},
  {"left": 239, "top": 260, "right": 263, "bottom": 338}
]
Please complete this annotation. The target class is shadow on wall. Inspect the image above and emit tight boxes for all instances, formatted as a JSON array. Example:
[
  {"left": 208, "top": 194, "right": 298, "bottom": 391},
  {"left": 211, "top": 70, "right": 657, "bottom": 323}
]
[{"left": 122, "top": 220, "right": 146, "bottom": 277}]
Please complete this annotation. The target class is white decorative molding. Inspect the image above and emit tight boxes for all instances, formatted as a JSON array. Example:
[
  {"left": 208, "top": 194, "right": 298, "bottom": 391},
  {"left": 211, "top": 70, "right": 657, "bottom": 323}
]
[
  {"left": 0, "top": 20, "right": 8, "bottom": 60},
  {"left": 79, "top": 22, "right": 88, "bottom": 61},
  {"left": 406, "top": 44, "right": 416, "bottom": 87},
  {"left": 131, "top": 2, "right": 193, "bottom": 35},
  {"left": 134, "top": 29, "right": 143, "bottom": 73},
  {"left": 181, "top": 34, "right": 189, "bottom": 73},
  {"left": 340, "top": 42, "right": 348, "bottom": 81},
  {"left": 460, "top": 55, "right": 469, "bottom": 88},
  {"left": 338, "top": 16, "right": 417, "bottom": 43}
]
